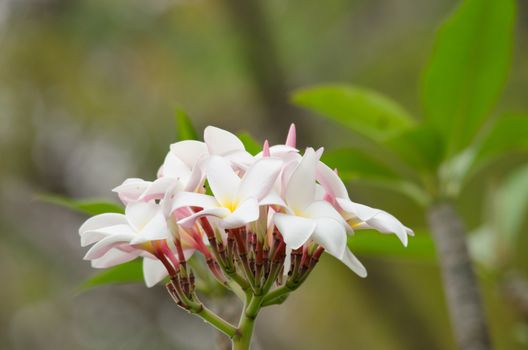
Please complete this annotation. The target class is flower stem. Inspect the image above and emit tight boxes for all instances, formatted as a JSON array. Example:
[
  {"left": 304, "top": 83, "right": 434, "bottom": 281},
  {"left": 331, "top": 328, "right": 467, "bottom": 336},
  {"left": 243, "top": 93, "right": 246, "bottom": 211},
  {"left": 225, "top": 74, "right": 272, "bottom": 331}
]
[
  {"left": 196, "top": 305, "right": 237, "bottom": 338},
  {"left": 232, "top": 295, "right": 264, "bottom": 350}
]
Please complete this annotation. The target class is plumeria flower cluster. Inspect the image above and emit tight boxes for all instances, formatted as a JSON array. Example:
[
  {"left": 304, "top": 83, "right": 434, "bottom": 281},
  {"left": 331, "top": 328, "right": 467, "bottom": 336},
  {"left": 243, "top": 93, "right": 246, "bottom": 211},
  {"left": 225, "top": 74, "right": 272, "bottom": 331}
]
[{"left": 79, "top": 124, "right": 412, "bottom": 348}]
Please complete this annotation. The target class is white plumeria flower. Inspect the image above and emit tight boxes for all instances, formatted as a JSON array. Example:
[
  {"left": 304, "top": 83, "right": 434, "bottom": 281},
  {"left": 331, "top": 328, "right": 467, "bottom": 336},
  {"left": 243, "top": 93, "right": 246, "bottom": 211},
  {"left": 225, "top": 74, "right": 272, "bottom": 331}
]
[
  {"left": 316, "top": 162, "right": 413, "bottom": 246},
  {"left": 172, "top": 155, "right": 283, "bottom": 229},
  {"left": 272, "top": 148, "right": 367, "bottom": 277},
  {"left": 79, "top": 201, "right": 171, "bottom": 265},
  {"left": 114, "top": 126, "right": 253, "bottom": 205}
]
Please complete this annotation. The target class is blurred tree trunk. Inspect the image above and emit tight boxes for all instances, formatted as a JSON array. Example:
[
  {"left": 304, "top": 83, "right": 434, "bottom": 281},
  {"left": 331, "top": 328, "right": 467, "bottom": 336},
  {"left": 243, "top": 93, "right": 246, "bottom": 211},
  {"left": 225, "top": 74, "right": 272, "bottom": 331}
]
[
  {"left": 428, "top": 201, "right": 491, "bottom": 350},
  {"left": 222, "top": 0, "right": 311, "bottom": 141}
]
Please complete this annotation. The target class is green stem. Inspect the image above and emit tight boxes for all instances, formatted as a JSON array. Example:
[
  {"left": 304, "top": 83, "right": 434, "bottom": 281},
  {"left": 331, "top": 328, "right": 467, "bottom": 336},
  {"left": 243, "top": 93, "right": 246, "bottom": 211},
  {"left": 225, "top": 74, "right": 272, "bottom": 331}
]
[
  {"left": 195, "top": 305, "right": 237, "bottom": 338},
  {"left": 261, "top": 284, "right": 293, "bottom": 305},
  {"left": 232, "top": 295, "right": 264, "bottom": 350}
]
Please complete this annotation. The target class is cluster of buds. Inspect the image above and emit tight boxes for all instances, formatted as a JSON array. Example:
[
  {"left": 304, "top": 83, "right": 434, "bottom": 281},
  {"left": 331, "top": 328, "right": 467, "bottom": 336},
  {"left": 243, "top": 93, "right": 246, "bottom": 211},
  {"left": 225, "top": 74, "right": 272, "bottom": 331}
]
[{"left": 78, "top": 124, "right": 412, "bottom": 345}]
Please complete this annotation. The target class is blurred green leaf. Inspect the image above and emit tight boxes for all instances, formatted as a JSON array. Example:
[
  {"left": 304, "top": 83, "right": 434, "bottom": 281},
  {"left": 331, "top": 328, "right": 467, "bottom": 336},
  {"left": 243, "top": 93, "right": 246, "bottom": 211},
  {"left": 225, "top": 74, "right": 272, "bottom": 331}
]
[
  {"left": 238, "top": 132, "right": 262, "bottom": 155},
  {"left": 384, "top": 125, "right": 444, "bottom": 173},
  {"left": 36, "top": 193, "right": 124, "bottom": 215},
  {"left": 321, "top": 148, "right": 398, "bottom": 180},
  {"left": 292, "top": 84, "right": 414, "bottom": 140},
  {"left": 422, "top": 0, "right": 516, "bottom": 154},
  {"left": 348, "top": 230, "right": 435, "bottom": 261},
  {"left": 495, "top": 163, "right": 528, "bottom": 243},
  {"left": 81, "top": 259, "right": 143, "bottom": 290},
  {"left": 325, "top": 148, "right": 431, "bottom": 205},
  {"left": 474, "top": 114, "right": 528, "bottom": 168},
  {"left": 175, "top": 108, "right": 198, "bottom": 141}
]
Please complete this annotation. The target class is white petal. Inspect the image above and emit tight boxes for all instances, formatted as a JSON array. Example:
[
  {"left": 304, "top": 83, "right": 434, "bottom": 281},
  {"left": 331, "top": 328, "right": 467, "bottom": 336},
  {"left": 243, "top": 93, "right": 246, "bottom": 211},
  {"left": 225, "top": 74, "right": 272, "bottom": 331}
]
[
  {"left": 336, "top": 198, "right": 382, "bottom": 222},
  {"left": 125, "top": 202, "right": 158, "bottom": 232},
  {"left": 237, "top": 158, "right": 282, "bottom": 201},
  {"left": 177, "top": 208, "right": 231, "bottom": 228},
  {"left": 220, "top": 198, "right": 259, "bottom": 229},
  {"left": 90, "top": 248, "right": 139, "bottom": 268},
  {"left": 204, "top": 126, "right": 245, "bottom": 155},
  {"left": 170, "top": 140, "right": 208, "bottom": 169},
  {"left": 112, "top": 178, "right": 151, "bottom": 202},
  {"left": 161, "top": 151, "right": 192, "bottom": 179},
  {"left": 260, "top": 191, "right": 286, "bottom": 207},
  {"left": 206, "top": 155, "right": 240, "bottom": 206},
  {"left": 143, "top": 257, "right": 169, "bottom": 287},
  {"left": 81, "top": 223, "right": 135, "bottom": 247},
  {"left": 274, "top": 213, "right": 316, "bottom": 250},
  {"left": 184, "top": 164, "right": 205, "bottom": 192},
  {"left": 340, "top": 248, "right": 367, "bottom": 277},
  {"left": 83, "top": 232, "right": 136, "bottom": 260},
  {"left": 132, "top": 211, "right": 170, "bottom": 244},
  {"left": 171, "top": 192, "right": 220, "bottom": 212},
  {"left": 285, "top": 148, "right": 318, "bottom": 211},
  {"left": 139, "top": 177, "right": 178, "bottom": 201},
  {"left": 79, "top": 213, "right": 127, "bottom": 236},
  {"left": 316, "top": 162, "right": 349, "bottom": 199},
  {"left": 280, "top": 160, "right": 299, "bottom": 196},
  {"left": 363, "top": 211, "right": 410, "bottom": 247},
  {"left": 224, "top": 150, "right": 255, "bottom": 170},
  {"left": 312, "top": 218, "right": 347, "bottom": 259},
  {"left": 304, "top": 200, "right": 346, "bottom": 224}
]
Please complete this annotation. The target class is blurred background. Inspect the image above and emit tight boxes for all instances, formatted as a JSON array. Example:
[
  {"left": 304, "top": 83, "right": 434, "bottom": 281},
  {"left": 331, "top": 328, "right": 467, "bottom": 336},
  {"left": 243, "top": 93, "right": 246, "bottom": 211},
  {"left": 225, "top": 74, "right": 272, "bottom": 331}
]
[{"left": 1, "top": 0, "right": 527, "bottom": 349}]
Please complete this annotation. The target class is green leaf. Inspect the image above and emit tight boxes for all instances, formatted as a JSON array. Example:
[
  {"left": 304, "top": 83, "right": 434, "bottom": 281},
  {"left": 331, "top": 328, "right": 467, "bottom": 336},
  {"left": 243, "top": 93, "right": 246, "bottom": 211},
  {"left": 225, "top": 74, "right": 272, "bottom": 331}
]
[
  {"left": 474, "top": 114, "right": 528, "bottom": 167},
  {"left": 81, "top": 259, "right": 144, "bottom": 290},
  {"left": 291, "top": 84, "right": 415, "bottom": 140},
  {"left": 384, "top": 125, "right": 444, "bottom": 172},
  {"left": 421, "top": 0, "right": 516, "bottom": 154},
  {"left": 320, "top": 149, "right": 430, "bottom": 205},
  {"left": 321, "top": 148, "right": 398, "bottom": 180},
  {"left": 238, "top": 132, "right": 262, "bottom": 155},
  {"left": 495, "top": 163, "right": 528, "bottom": 244},
  {"left": 348, "top": 230, "right": 436, "bottom": 261},
  {"left": 36, "top": 193, "right": 124, "bottom": 215},
  {"left": 175, "top": 108, "right": 198, "bottom": 141}
]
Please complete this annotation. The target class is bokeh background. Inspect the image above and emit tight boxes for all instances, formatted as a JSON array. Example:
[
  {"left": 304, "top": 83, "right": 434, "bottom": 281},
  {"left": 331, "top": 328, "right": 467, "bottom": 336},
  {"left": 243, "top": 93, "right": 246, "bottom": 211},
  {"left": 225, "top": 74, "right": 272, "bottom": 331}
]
[{"left": 1, "top": 0, "right": 527, "bottom": 349}]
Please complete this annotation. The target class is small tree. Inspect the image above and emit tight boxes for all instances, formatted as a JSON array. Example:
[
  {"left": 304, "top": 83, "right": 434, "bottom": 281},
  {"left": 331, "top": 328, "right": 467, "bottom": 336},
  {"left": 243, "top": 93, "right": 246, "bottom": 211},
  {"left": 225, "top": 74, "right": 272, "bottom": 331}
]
[{"left": 291, "top": 0, "right": 525, "bottom": 349}]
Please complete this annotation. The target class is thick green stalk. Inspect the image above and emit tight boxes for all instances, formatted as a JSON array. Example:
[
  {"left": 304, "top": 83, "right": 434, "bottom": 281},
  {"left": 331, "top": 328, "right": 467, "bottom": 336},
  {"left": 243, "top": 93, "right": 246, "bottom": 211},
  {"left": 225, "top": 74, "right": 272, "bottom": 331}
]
[{"left": 232, "top": 295, "right": 264, "bottom": 350}]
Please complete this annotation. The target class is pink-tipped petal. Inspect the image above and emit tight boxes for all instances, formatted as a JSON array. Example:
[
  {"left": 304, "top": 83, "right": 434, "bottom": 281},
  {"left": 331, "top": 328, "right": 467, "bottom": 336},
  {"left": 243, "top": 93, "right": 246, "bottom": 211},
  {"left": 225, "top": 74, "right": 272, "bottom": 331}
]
[
  {"left": 285, "top": 123, "right": 296, "bottom": 148},
  {"left": 263, "top": 140, "right": 270, "bottom": 157}
]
